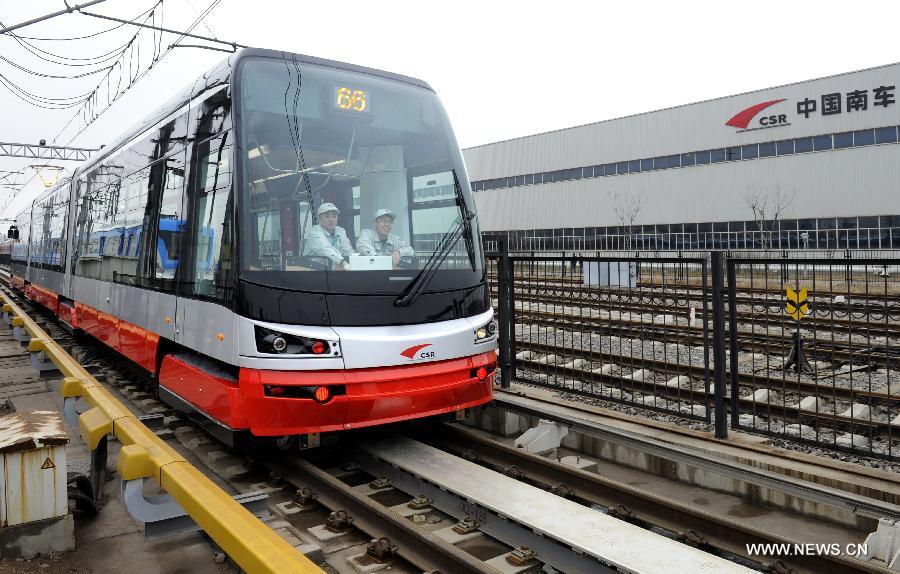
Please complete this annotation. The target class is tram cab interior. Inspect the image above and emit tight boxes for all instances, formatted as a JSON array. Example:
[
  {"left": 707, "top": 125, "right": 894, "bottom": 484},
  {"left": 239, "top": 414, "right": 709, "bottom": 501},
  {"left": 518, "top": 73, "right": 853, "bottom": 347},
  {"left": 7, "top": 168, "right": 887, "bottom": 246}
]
[{"left": 238, "top": 57, "right": 481, "bottom": 286}]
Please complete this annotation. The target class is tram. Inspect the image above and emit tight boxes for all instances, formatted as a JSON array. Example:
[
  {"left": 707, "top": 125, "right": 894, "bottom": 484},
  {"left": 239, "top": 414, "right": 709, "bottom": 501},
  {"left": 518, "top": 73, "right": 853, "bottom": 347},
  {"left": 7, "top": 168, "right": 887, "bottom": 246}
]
[{"left": 7, "top": 48, "right": 496, "bottom": 443}]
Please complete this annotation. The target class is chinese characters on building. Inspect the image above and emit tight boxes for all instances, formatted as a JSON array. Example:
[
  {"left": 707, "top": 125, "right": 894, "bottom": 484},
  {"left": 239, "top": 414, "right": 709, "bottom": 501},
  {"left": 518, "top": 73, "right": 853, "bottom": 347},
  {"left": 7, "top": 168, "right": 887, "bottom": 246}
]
[{"left": 797, "top": 86, "right": 895, "bottom": 119}]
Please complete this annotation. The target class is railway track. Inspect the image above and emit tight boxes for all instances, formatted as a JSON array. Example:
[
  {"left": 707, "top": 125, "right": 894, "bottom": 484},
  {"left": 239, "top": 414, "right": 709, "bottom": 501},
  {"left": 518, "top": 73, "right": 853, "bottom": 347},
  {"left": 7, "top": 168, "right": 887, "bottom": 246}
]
[
  {"left": 509, "top": 304, "right": 900, "bottom": 370},
  {"left": 429, "top": 423, "right": 895, "bottom": 574},
  {"left": 0, "top": 279, "right": 750, "bottom": 573},
  {"left": 513, "top": 340, "right": 900, "bottom": 439},
  {"left": 3, "top": 277, "right": 899, "bottom": 572},
  {"left": 488, "top": 273, "right": 900, "bottom": 307},
  {"left": 490, "top": 285, "right": 900, "bottom": 335}
]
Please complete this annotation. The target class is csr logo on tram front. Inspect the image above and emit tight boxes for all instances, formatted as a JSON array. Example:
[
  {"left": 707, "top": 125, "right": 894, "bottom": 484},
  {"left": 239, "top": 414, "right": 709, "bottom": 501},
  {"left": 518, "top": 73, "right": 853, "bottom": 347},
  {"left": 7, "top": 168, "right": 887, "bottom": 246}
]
[{"left": 401, "top": 343, "right": 435, "bottom": 360}]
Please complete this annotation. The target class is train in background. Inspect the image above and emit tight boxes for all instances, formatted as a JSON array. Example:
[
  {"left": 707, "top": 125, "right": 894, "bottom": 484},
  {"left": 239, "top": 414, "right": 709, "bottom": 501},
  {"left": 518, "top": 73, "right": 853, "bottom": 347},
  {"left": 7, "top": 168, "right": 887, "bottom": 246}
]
[{"left": 6, "top": 48, "right": 496, "bottom": 445}]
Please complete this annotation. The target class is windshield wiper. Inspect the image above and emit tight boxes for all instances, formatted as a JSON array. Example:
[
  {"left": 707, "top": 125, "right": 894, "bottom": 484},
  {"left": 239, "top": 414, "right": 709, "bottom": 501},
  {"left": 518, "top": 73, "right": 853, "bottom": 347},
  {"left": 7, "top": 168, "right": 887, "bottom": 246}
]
[
  {"left": 453, "top": 169, "right": 477, "bottom": 272},
  {"left": 395, "top": 172, "right": 476, "bottom": 307}
]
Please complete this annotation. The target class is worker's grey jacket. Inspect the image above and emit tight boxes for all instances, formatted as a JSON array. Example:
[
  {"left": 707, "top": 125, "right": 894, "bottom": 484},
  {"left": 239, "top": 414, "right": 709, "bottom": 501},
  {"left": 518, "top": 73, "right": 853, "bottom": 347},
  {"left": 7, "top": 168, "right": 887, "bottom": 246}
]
[
  {"left": 356, "top": 228, "right": 414, "bottom": 257},
  {"left": 302, "top": 225, "right": 354, "bottom": 264}
]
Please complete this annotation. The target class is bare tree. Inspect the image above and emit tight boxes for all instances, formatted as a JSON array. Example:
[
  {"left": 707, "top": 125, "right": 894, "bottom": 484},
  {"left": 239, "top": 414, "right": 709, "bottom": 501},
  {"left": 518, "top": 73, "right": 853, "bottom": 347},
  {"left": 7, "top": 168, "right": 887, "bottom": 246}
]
[
  {"left": 744, "top": 186, "right": 794, "bottom": 249},
  {"left": 612, "top": 190, "right": 645, "bottom": 249}
]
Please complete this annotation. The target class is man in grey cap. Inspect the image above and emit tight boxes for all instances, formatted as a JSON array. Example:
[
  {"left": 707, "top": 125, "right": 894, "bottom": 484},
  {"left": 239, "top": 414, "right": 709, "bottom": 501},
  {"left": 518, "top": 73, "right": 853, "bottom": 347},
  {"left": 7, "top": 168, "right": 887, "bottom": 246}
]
[
  {"left": 357, "top": 208, "right": 414, "bottom": 269},
  {"left": 302, "top": 202, "right": 354, "bottom": 270}
]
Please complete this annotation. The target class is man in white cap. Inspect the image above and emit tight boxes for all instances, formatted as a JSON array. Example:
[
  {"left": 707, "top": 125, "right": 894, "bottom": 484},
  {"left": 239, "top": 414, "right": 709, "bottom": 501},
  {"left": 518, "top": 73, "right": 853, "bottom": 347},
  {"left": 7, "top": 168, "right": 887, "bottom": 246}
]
[
  {"left": 302, "top": 202, "right": 354, "bottom": 270},
  {"left": 357, "top": 208, "right": 414, "bottom": 269}
]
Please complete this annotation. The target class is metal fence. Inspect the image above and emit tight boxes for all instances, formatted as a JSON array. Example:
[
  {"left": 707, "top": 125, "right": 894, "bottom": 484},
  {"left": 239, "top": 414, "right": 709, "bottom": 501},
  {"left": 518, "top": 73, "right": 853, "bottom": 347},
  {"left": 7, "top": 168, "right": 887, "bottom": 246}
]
[
  {"left": 490, "top": 245, "right": 712, "bottom": 424},
  {"left": 489, "top": 244, "right": 900, "bottom": 461}
]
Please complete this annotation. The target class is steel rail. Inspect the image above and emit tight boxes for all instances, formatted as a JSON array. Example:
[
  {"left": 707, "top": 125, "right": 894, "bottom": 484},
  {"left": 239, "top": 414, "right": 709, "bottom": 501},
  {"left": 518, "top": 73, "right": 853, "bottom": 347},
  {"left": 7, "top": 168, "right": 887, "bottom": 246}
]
[
  {"left": 487, "top": 274, "right": 900, "bottom": 304},
  {"left": 510, "top": 307, "right": 900, "bottom": 369},
  {"left": 434, "top": 423, "right": 893, "bottom": 574},
  {"left": 516, "top": 340, "right": 900, "bottom": 409},
  {"left": 352, "top": 436, "right": 756, "bottom": 573},
  {"left": 0, "top": 289, "right": 322, "bottom": 574},
  {"left": 515, "top": 355, "right": 897, "bottom": 437},
  {"left": 492, "top": 288, "right": 900, "bottom": 334},
  {"left": 266, "top": 456, "right": 499, "bottom": 574}
]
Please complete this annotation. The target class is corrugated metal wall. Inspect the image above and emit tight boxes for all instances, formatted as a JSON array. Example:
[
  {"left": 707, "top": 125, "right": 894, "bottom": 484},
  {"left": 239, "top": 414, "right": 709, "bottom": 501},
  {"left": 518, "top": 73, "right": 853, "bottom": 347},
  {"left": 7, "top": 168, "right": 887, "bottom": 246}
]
[
  {"left": 464, "top": 63, "right": 900, "bottom": 232},
  {"left": 472, "top": 145, "right": 900, "bottom": 231}
]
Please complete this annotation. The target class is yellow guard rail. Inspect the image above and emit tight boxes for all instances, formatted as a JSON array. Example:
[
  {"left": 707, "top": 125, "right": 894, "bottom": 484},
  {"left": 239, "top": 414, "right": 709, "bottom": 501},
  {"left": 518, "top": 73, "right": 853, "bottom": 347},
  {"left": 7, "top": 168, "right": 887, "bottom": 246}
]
[{"left": 0, "top": 291, "right": 322, "bottom": 574}]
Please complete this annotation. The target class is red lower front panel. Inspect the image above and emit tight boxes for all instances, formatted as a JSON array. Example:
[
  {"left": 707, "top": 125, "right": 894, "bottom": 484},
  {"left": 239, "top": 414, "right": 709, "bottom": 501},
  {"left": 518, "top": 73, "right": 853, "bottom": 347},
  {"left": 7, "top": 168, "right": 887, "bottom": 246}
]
[
  {"left": 159, "top": 351, "right": 496, "bottom": 436},
  {"left": 159, "top": 355, "right": 249, "bottom": 429}
]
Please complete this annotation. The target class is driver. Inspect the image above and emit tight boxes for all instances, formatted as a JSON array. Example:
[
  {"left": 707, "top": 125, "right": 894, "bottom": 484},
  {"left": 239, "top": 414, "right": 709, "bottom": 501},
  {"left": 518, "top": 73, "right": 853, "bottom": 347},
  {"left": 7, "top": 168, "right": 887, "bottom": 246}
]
[
  {"left": 302, "top": 203, "right": 354, "bottom": 270},
  {"left": 356, "top": 208, "right": 414, "bottom": 269}
]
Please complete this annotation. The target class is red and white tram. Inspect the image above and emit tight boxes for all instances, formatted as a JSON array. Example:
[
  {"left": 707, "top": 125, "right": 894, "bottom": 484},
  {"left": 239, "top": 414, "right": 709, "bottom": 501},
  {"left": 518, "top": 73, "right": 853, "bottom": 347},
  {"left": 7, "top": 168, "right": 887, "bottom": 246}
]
[{"left": 8, "top": 49, "right": 496, "bottom": 443}]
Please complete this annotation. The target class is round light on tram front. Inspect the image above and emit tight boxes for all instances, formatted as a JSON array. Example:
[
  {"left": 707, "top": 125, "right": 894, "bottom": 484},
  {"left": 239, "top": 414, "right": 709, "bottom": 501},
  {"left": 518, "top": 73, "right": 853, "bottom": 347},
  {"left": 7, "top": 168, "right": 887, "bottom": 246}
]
[
  {"left": 272, "top": 336, "right": 287, "bottom": 352},
  {"left": 313, "top": 386, "right": 331, "bottom": 403}
]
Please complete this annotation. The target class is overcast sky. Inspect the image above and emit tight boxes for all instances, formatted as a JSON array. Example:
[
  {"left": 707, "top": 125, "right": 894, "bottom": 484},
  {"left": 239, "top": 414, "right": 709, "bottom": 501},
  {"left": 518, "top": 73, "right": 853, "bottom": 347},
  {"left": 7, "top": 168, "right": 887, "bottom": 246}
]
[{"left": 2, "top": 0, "right": 899, "bottom": 219}]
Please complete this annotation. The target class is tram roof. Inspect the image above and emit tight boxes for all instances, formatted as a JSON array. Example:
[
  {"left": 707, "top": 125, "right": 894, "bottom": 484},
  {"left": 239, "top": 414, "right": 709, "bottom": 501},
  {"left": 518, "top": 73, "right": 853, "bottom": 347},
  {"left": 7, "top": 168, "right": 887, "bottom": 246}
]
[{"left": 21, "top": 48, "right": 433, "bottom": 213}]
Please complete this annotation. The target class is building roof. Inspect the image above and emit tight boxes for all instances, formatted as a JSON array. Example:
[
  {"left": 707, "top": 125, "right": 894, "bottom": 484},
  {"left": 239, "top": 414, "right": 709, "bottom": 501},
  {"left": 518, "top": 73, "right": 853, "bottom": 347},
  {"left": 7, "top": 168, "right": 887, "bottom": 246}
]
[{"left": 464, "top": 60, "right": 900, "bottom": 152}]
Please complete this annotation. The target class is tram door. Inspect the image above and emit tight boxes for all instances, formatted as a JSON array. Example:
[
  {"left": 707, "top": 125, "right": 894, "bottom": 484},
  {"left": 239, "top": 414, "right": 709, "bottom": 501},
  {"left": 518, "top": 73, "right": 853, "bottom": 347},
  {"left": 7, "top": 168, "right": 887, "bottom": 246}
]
[
  {"left": 176, "top": 88, "right": 235, "bottom": 364},
  {"left": 141, "top": 113, "right": 189, "bottom": 350}
]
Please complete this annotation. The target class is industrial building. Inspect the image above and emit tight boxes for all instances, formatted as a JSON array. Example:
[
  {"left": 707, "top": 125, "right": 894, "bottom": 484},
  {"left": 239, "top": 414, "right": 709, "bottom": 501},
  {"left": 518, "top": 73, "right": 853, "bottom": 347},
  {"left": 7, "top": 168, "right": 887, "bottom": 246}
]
[{"left": 464, "top": 62, "right": 900, "bottom": 251}]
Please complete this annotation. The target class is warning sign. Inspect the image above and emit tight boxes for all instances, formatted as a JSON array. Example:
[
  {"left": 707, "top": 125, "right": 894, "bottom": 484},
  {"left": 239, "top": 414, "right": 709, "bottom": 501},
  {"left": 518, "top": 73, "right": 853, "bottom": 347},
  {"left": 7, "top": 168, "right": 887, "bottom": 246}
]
[
  {"left": 40, "top": 457, "right": 55, "bottom": 470},
  {"left": 785, "top": 287, "right": 810, "bottom": 321}
]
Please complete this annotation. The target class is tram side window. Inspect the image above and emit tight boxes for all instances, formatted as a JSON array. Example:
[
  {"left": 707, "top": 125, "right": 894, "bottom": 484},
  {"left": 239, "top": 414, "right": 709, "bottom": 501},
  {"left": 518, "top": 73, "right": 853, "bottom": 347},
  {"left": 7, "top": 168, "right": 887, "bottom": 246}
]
[
  {"left": 97, "top": 178, "right": 126, "bottom": 283},
  {"left": 72, "top": 176, "right": 93, "bottom": 278},
  {"left": 153, "top": 149, "right": 186, "bottom": 292},
  {"left": 32, "top": 186, "right": 69, "bottom": 272},
  {"left": 11, "top": 213, "right": 30, "bottom": 264},
  {"left": 73, "top": 157, "right": 125, "bottom": 280},
  {"left": 34, "top": 198, "right": 50, "bottom": 270},
  {"left": 113, "top": 167, "right": 152, "bottom": 285},
  {"left": 46, "top": 188, "right": 69, "bottom": 272},
  {"left": 188, "top": 103, "right": 233, "bottom": 302}
]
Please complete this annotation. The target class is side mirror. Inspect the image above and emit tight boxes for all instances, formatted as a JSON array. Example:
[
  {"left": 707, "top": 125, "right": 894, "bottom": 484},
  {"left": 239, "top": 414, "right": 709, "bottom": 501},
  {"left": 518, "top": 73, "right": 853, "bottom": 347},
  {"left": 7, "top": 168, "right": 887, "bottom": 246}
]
[{"left": 5, "top": 229, "right": 11, "bottom": 239}]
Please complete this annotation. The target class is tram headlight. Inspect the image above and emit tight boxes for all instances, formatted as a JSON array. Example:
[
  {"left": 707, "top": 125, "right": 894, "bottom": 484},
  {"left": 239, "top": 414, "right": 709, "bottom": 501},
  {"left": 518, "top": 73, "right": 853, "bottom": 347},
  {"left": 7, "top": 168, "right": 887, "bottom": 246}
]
[
  {"left": 474, "top": 320, "right": 497, "bottom": 342},
  {"left": 255, "top": 326, "right": 337, "bottom": 356}
]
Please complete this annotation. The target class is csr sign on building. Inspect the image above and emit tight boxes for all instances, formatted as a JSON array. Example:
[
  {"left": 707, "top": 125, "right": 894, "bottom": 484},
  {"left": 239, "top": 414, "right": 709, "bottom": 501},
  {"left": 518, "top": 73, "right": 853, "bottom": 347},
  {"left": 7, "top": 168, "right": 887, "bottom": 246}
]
[{"left": 726, "top": 85, "right": 896, "bottom": 131}]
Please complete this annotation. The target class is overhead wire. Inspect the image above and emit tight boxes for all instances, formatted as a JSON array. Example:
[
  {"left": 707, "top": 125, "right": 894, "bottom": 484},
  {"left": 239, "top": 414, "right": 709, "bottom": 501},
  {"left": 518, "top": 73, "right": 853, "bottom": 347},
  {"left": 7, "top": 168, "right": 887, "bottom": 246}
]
[
  {"left": 0, "top": 0, "right": 226, "bottom": 216},
  {"left": 0, "top": 3, "right": 161, "bottom": 67},
  {"left": 0, "top": 3, "right": 159, "bottom": 111},
  {"left": 0, "top": 54, "right": 120, "bottom": 79},
  {"left": 11, "top": 21, "right": 127, "bottom": 41},
  {"left": 0, "top": 2, "right": 156, "bottom": 215},
  {"left": 0, "top": 73, "right": 93, "bottom": 108},
  {"left": 56, "top": 0, "right": 223, "bottom": 145}
]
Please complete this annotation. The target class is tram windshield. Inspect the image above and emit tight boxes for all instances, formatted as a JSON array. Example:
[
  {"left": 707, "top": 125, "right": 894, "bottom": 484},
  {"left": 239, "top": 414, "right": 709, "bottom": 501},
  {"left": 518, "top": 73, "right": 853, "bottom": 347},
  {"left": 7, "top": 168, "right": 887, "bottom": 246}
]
[{"left": 237, "top": 57, "right": 483, "bottom": 294}]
